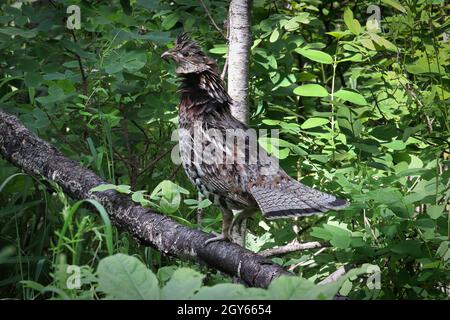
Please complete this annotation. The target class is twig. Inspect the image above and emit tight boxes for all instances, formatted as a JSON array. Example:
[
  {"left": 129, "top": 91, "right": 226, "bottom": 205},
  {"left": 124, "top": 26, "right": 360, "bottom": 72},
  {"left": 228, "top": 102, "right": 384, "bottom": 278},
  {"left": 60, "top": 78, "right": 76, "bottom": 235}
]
[
  {"left": 287, "top": 246, "right": 327, "bottom": 271},
  {"left": 68, "top": 29, "right": 88, "bottom": 96},
  {"left": 130, "top": 119, "right": 152, "bottom": 157},
  {"left": 363, "top": 209, "right": 380, "bottom": 246},
  {"left": 259, "top": 241, "right": 325, "bottom": 257},
  {"left": 199, "top": 0, "right": 227, "bottom": 39},
  {"left": 220, "top": 53, "right": 229, "bottom": 81},
  {"left": 318, "top": 265, "right": 350, "bottom": 285},
  {"left": 197, "top": 192, "right": 204, "bottom": 230},
  {"left": 136, "top": 148, "right": 172, "bottom": 178},
  {"left": 166, "top": 164, "right": 182, "bottom": 181},
  {"left": 400, "top": 82, "right": 434, "bottom": 134},
  {"left": 220, "top": 15, "right": 230, "bottom": 81}
]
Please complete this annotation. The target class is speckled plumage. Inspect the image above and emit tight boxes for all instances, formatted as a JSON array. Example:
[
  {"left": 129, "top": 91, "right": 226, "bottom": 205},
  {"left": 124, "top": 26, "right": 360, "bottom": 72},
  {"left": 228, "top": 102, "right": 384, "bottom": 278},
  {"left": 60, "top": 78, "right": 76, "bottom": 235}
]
[{"left": 162, "top": 34, "right": 348, "bottom": 242}]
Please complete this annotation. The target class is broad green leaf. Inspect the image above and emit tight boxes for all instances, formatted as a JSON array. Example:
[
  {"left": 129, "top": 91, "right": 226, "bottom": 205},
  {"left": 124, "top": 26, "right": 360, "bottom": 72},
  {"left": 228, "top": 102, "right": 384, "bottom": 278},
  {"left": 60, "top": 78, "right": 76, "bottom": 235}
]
[
  {"left": 334, "top": 89, "right": 367, "bottom": 105},
  {"left": 122, "top": 51, "right": 147, "bottom": 72},
  {"left": 300, "top": 118, "right": 330, "bottom": 129},
  {"left": 271, "top": 275, "right": 351, "bottom": 300},
  {"left": 161, "top": 268, "right": 204, "bottom": 299},
  {"left": 258, "top": 137, "right": 290, "bottom": 159},
  {"left": 24, "top": 72, "right": 43, "bottom": 88},
  {"left": 343, "top": 8, "right": 362, "bottom": 35},
  {"left": 0, "top": 26, "right": 37, "bottom": 38},
  {"left": 194, "top": 284, "right": 266, "bottom": 300},
  {"left": 369, "top": 33, "right": 397, "bottom": 51},
  {"left": 360, "top": 38, "right": 376, "bottom": 50},
  {"left": 162, "top": 13, "right": 179, "bottom": 30},
  {"left": 268, "top": 276, "right": 320, "bottom": 299},
  {"left": 382, "top": 140, "right": 406, "bottom": 150},
  {"left": 295, "top": 48, "right": 333, "bottom": 64},
  {"left": 324, "top": 223, "right": 352, "bottom": 249},
  {"left": 97, "top": 254, "right": 160, "bottom": 299},
  {"left": 294, "top": 84, "right": 329, "bottom": 97},
  {"left": 427, "top": 205, "right": 444, "bottom": 219},
  {"left": 391, "top": 240, "right": 423, "bottom": 258}
]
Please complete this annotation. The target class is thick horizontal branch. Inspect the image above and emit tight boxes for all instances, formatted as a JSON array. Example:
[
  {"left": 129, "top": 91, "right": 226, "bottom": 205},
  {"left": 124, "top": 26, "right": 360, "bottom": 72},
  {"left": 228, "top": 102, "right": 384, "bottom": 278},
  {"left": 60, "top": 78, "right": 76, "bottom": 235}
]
[{"left": 0, "top": 109, "right": 290, "bottom": 288}]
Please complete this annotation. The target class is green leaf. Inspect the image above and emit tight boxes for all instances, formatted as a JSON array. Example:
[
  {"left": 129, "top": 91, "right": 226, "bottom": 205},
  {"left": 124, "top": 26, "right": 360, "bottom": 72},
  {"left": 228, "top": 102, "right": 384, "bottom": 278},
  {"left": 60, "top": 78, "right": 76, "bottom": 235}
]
[
  {"left": 161, "top": 268, "right": 204, "bottom": 299},
  {"left": 295, "top": 48, "right": 333, "bottom": 64},
  {"left": 300, "top": 118, "right": 330, "bottom": 129},
  {"left": 343, "top": 8, "right": 362, "bottom": 35},
  {"left": 24, "top": 73, "right": 43, "bottom": 88},
  {"left": 36, "top": 86, "right": 65, "bottom": 105},
  {"left": 293, "top": 84, "right": 329, "bottom": 97},
  {"left": 0, "top": 26, "right": 37, "bottom": 38},
  {"left": 258, "top": 137, "right": 290, "bottom": 159},
  {"left": 90, "top": 184, "right": 117, "bottom": 192},
  {"left": 326, "top": 31, "right": 352, "bottom": 39},
  {"left": 97, "top": 254, "right": 160, "bottom": 299},
  {"left": 391, "top": 240, "right": 423, "bottom": 258},
  {"left": 369, "top": 33, "right": 397, "bottom": 51},
  {"left": 427, "top": 205, "right": 444, "bottom": 219},
  {"left": 268, "top": 276, "right": 319, "bottom": 299},
  {"left": 334, "top": 89, "right": 367, "bottom": 105},
  {"left": 194, "top": 283, "right": 266, "bottom": 299},
  {"left": 197, "top": 198, "right": 212, "bottom": 209},
  {"left": 360, "top": 38, "right": 376, "bottom": 50},
  {"left": 382, "top": 140, "right": 406, "bottom": 150},
  {"left": 209, "top": 45, "right": 228, "bottom": 55},
  {"left": 162, "top": 13, "right": 179, "bottom": 30},
  {"left": 116, "top": 185, "right": 132, "bottom": 194},
  {"left": 381, "top": 0, "right": 407, "bottom": 13},
  {"left": 122, "top": 51, "right": 147, "bottom": 72},
  {"left": 324, "top": 223, "right": 352, "bottom": 249},
  {"left": 269, "top": 29, "right": 279, "bottom": 43}
]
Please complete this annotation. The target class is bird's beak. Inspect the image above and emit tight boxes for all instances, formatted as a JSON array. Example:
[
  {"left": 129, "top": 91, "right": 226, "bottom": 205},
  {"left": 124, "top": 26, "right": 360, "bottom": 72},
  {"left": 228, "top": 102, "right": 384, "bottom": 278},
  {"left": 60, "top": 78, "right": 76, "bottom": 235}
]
[{"left": 161, "top": 51, "right": 173, "bottom": 60}]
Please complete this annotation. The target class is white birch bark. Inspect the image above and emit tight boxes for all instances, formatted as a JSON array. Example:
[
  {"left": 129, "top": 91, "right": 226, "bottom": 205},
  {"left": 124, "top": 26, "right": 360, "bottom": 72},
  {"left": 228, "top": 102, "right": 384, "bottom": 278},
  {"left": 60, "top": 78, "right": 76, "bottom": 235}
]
[{"left": 227, "top": 0, "right": 251, "bottom": 124}]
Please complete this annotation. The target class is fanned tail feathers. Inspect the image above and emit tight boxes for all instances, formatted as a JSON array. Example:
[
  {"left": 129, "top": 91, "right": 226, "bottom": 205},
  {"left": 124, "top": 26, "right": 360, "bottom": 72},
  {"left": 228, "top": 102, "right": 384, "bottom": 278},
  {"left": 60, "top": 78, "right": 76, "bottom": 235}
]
[{"left": 250, "top": 180, "right": 348, "bottom": 219}]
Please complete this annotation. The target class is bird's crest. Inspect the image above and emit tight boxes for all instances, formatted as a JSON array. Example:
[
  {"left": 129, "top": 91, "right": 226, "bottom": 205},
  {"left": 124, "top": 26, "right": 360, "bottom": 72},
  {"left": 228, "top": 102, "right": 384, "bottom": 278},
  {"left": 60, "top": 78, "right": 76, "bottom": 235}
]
[{"left": 173, "top": 32, "right": 204, "bottom": 56}]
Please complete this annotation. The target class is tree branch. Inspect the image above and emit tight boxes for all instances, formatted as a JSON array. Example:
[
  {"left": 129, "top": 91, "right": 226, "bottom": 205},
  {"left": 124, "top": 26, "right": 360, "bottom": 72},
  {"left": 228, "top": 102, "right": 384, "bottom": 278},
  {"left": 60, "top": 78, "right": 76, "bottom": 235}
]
[
  {"left": 199, "top": 0, "right": 227, "bottom": 39},
  {"left": 0, "top": 109, "right": 290, "bottom": 288},
  {"left": 259, "top": 241, "right": 326, "bottom": 257}
]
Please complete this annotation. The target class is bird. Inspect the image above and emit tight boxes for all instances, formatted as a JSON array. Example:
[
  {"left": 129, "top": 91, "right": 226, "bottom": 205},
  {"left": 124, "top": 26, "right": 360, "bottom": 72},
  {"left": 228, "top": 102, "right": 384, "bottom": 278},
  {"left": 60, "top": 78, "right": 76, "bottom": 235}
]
[{"left": 161, "top": 33, "right": 348, "bottom": 245}]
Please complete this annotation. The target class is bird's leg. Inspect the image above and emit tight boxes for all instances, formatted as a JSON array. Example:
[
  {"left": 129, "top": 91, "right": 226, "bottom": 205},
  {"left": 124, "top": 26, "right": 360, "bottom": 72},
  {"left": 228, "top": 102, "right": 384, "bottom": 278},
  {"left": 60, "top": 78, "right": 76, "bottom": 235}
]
[
  {"left": 204, "top": 206, "right": 233, "bottom": 245},
  {"left": 230, "top": 209, "right": 254, "bottom": 247}
]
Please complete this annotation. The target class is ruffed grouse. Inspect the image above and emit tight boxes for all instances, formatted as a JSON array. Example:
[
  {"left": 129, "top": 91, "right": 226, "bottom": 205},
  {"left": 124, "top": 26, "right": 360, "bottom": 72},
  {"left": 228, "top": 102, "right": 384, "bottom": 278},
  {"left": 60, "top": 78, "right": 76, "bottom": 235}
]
[{"left": 162, "top": 33, "right": 348, "bottom": 245}]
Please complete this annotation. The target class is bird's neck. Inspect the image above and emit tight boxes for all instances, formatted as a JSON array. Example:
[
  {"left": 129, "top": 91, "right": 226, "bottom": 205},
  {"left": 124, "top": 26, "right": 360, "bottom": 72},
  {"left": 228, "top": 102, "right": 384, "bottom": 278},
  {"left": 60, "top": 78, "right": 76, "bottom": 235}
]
[{"left": 178, "top": 71, "right": 231, "bottom": 114}]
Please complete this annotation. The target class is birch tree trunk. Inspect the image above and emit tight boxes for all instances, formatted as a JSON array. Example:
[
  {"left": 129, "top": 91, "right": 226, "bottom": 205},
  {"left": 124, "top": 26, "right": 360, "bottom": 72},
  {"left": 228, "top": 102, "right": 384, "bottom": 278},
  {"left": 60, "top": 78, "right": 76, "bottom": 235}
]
[
  {"left": 227, "top": 0, "right": 251, "bottom": 124},
  {"left": 227, "top": 0, "right": 252, "bottom": 247}
]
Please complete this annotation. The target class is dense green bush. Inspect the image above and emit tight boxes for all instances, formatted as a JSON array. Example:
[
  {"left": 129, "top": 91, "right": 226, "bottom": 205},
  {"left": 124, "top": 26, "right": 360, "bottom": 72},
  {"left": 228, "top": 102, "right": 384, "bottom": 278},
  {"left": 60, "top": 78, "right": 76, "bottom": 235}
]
[{"left": 0, "top": 0, "right": 448, "bottom": 299}]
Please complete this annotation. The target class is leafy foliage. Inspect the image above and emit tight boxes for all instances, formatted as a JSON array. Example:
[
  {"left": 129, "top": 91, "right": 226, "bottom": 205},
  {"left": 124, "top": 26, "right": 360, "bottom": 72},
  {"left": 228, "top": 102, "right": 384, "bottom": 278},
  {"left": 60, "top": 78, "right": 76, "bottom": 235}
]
[
  {"left": 0, "top": 0, "right": 449, "bottom": 299},
  {"left": 22, "top": 253, "right": 375, "bottom": 300}
]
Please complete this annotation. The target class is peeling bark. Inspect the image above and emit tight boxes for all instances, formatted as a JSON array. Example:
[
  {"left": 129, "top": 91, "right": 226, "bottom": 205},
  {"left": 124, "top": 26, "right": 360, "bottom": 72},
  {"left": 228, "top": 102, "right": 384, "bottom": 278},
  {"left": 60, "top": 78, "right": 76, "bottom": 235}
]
[{"left": 0, "top": 109, "right": 290, "bottom": 288}]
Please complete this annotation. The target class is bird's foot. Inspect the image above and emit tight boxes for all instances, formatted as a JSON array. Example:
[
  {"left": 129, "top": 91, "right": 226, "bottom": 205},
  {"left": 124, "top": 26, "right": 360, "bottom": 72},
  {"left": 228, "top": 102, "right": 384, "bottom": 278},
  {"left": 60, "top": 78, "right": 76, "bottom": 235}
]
[{"left": 204, "top": 232, "right": 230, "bottom": 245}]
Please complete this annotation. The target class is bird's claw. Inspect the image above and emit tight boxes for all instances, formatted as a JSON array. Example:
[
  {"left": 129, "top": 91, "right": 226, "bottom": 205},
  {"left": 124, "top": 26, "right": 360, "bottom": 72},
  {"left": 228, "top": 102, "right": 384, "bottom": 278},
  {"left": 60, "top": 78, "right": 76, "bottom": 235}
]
[{"left": 204, "top": 232, "right": 230, "bottom": 245}]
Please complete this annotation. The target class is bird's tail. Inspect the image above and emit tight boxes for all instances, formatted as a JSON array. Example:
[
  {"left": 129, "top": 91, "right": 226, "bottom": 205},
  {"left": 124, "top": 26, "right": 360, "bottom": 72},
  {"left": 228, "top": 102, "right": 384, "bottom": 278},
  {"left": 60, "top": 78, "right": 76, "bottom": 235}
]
[{"left": 249, "top": 179, "right": 348, "bottom": 219}]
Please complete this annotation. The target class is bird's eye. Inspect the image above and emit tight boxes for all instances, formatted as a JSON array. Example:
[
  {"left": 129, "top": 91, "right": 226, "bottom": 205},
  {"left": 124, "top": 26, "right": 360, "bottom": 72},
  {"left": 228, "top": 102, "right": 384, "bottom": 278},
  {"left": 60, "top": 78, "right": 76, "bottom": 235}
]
[{"left": 182, "top": 52, "right": 189, "bottom": 57}]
